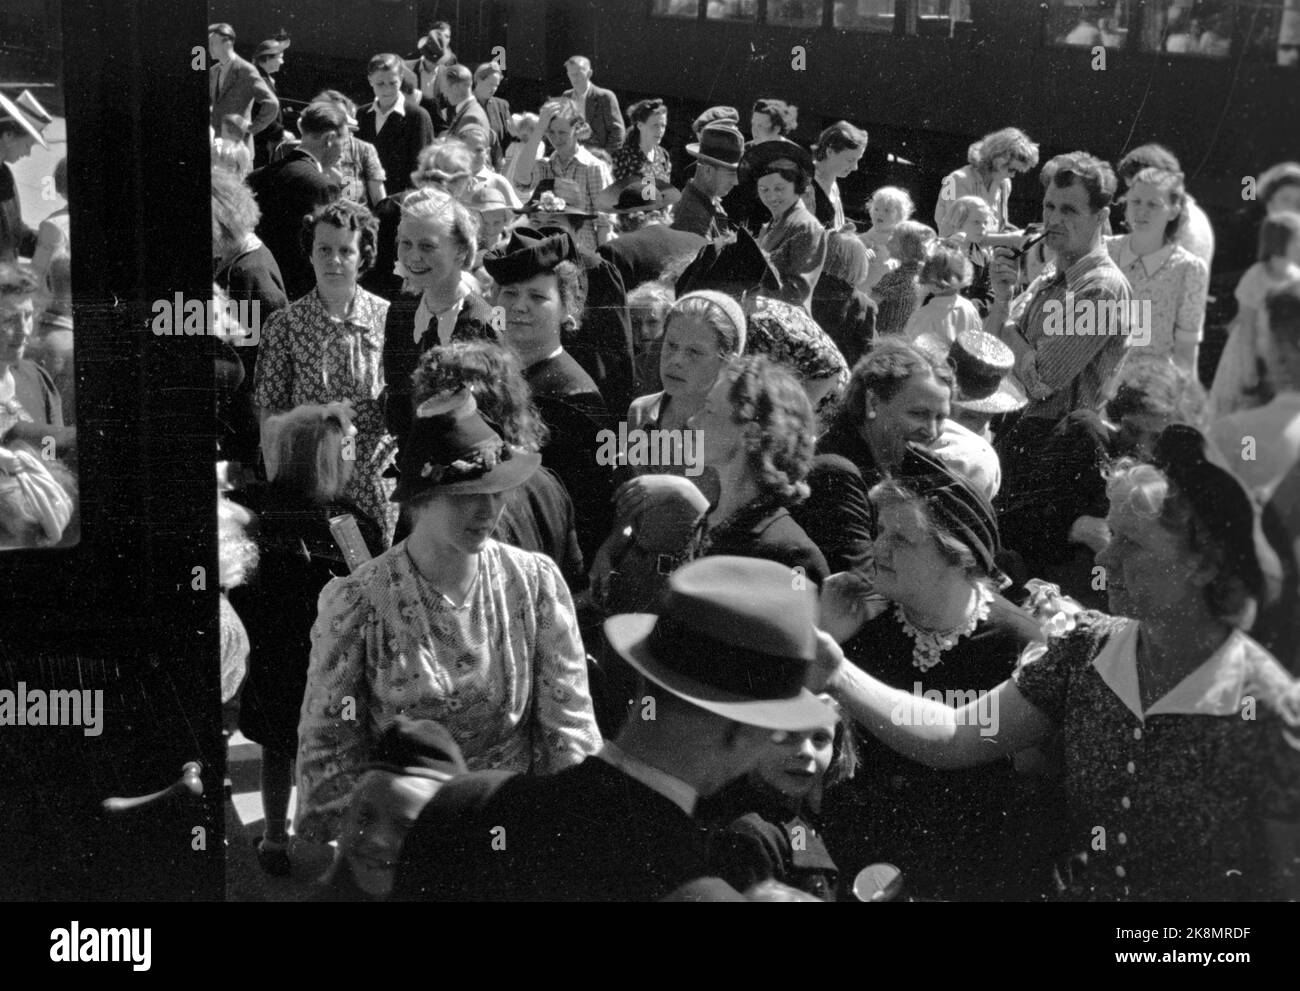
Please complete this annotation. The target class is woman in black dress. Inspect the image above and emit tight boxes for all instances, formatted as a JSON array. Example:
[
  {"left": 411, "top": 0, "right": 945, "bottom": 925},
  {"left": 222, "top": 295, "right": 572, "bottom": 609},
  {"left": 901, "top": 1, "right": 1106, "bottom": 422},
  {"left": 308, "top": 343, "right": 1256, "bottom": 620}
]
[
  {"left": 819, "top": 444, "right": 1054, "bottom": 900},
  {"left": 229, "top": 401, "right": 382, "bottom": 876}
]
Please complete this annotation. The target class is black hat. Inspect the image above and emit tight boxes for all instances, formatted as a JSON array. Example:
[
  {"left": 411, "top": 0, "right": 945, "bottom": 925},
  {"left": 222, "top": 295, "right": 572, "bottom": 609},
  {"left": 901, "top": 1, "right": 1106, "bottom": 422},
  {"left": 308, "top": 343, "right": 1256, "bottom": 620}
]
[
  {"left": 675, "top": 228, "right": 780, "bottom": 298},
  {"left": 686, "top": 123, "right": 745, "bottom": 170},
  {"left": 208, "top": 22, "right": 236, "bottom": 40},
  {"left": 514, "top": 179, "right": 598, "bottom": 220},
  {"left": 419, "top": 33, "right": 448, "bottom": 62},
  {"left": 1151, "top": 425, "right": 1280, "bottom": 605},
  {"left": 254, "top": 35, "right": 291, "bottom": 59},
  {"left": 595, "top": 175, "right": 682, "bottom": 215},
  {"left": 481, "top": 225, "right": 580, "bottom": 286},
  {"left": 389, "top": 390, "right": 540, "bottom": 502},
  {"left": 897, "top": 443, "right": 1004, "bottom": 581},
  {"left": 744, "top": 137, "right": 815, "bottom": 180},
  {"left": 604, "top": 556, "right": 838, "bottom": 730},
  {"left": 360, "top": 715, "right": 468, "bottom": 781}
]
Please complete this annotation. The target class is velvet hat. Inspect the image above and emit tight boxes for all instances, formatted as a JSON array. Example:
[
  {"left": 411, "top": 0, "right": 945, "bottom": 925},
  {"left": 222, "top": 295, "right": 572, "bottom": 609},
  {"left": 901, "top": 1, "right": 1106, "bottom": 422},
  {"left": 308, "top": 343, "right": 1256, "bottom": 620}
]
[
  {"left": 674, "top": 228, "right": 780, "bottom": 298},
  {"left": 896, "top": 443, "right": 1005, "bottom": 581},
  {"left": 481, "top": 225, "right": 580, "bottom": 286},
  {"left": 744, "top": 137, "right": 815, "bottom": 180}
]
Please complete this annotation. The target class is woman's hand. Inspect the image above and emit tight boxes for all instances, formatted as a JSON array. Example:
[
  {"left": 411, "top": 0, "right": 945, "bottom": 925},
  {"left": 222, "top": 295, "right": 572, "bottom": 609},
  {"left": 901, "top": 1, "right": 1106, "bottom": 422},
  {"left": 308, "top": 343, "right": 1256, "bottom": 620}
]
[
  {"left": 807, "top": 628, "right": 847, "bottom": 693},
  {"left": 819, "top": 570, "right": 886, "bottom": 645},
  {"left": 613, "top": 474, "right": 709, "bottom": 523},
  {"left": 989, "top": 247, "right": 1020, "bottom": 300}
]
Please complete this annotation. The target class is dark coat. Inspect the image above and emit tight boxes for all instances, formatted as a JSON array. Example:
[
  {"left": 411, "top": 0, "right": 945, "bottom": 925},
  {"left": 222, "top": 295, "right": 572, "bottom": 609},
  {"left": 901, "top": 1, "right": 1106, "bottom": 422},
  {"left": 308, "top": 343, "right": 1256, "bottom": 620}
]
[
  {"left": 811, "top": 274, "right": 877, "bottom": 369},
  {"left": 356, "top": 101, "right": 435, "bottom": 197},
  {"left": 697, "top": 498, "right": 830, "bottom": 587},
  {"left": 570, "top": 247, "right": 635, "bottom": 417},
  {"left": 562, "top": 84, "right": 626, "bottom": 154},
  {"left": 598, "top": 224, "right": 706, "bottom": 292},
  {"left": 209, "top": 53, "right": 279, "bottom": 137},
  {"left": 497, "top": 465, "right": 585, "bottom": 590},
  {"left": 482, "top": 95, "right": 512, "bottom": 167},
  {"left": 392, "top": 756, "right": 712, "bottom": 901},
  {"left": 447, "top": 96, "right": 490, "bottom": 138},
  {"left": 247, "top": 149, "right": 340, "bottom": 301}
]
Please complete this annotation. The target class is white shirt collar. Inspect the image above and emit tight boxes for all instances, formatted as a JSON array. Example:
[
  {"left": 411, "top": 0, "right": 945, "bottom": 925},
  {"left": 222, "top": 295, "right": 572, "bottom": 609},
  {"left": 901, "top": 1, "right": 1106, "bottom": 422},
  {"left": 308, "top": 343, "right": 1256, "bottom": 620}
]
[
  {"left": 1116, "top": 238, "right": 1177, "bottom": 278},
  {"left": 373, "top": 98, "right": 406, "bottom": 120},
  {"left": 598, "top": 740, "right": 698, "bottom": 815},
  {"left": 1092, "top": 622, "right": 1281, "bottom": 720},
  {"left": 412, "top": 282, "right": 471, "bottom": 345}
]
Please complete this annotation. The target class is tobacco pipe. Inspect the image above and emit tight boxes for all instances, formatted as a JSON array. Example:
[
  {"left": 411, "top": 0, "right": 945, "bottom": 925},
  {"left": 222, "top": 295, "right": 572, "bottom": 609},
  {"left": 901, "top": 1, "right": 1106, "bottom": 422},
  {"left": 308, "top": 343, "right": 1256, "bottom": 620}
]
[{"left": 102, "top": 761, "right": 203, "bottom": 813}]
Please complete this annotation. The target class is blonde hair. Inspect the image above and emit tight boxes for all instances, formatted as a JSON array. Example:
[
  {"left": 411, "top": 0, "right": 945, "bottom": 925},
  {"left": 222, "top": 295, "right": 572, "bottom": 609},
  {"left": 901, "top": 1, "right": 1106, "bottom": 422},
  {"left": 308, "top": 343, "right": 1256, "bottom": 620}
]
[
  {"left": 968, "top": 127, "right": 1039, "bottom": 172},
  {"left": 947, "top": 195, "right": 993, "bottom": 233},
  {"left": 867, "top": 185, "right": 914, "bottom": 224},
  {"left": 262, "top": 402, "right": 356, "bottom": 503},
  {"left": 920, "top": 241, "right": 972, "bottom": 293}
]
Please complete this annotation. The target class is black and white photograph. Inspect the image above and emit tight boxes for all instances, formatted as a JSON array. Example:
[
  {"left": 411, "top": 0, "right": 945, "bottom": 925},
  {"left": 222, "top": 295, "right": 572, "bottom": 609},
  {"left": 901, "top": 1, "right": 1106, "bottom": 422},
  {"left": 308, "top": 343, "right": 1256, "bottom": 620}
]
[{"left": 1, "top": 0, "right": 1298, "bottom": 961}]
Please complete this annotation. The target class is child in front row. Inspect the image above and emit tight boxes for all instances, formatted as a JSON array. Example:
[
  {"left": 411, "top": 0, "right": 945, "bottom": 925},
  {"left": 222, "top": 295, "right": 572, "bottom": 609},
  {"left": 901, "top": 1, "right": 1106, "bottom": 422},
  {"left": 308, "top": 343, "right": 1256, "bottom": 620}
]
[
  {"left": 858, "top": 185, "right": 915, "bottom": 290},
  {"left": 903, "top": 240, "right": 984, "bottom": 353},
  {"left": 943, "top": 195, "right": 997, "bottom": 316}
]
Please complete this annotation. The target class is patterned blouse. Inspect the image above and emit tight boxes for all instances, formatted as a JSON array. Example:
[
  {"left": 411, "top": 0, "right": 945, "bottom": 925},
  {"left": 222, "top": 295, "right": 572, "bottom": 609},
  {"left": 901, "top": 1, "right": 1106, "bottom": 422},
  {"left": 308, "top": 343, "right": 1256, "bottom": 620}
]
[
  {"left": 295, "top": 539, "right": 603, "bottom": 843},
  {"left": 1104, "top": 235, "right": 1208, "bottom": 362},
  {"left": 1013, "top": 614, "right": 1300, "bottom": 901},
  {"left": 611, "top": 142, "right": 671, "bottom": 185},
  {"left": 253, "top": 287, "right": 398, "bottom": 544}
]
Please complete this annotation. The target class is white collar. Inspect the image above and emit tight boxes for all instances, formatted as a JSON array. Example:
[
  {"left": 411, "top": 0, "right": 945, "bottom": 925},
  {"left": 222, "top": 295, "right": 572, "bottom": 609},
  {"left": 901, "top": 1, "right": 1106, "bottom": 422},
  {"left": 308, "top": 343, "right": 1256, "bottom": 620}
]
[
  {"left": 412, "top": 283, "right": 471, "bottom": 344},
  {"left": 1116, "top": 237, "right": 1176, "bottom": 278},
  {"left": 598, "top": 740, "right": 697, "bottom": 815},
  {"left": 373, "top": 98, "right": 406, "bottom": 118},
  {"left": 1092, "top": 622, "right": 1282, "bottom": 720}
]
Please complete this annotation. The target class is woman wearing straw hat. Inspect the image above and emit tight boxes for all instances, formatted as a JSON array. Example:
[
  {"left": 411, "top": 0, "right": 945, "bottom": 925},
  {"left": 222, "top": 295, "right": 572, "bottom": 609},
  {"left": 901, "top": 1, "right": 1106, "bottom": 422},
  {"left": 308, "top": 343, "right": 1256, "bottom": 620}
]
[{"left": 295, "top": 388, "right": 602, "bottom": 845}]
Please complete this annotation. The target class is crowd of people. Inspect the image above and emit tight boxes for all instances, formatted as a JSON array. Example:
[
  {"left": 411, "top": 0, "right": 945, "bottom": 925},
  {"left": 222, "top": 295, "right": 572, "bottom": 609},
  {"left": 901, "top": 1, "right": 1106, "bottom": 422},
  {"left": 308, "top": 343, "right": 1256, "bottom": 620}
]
[{"left": 204, "top": 18, "right": 1300, "bottom": 901}]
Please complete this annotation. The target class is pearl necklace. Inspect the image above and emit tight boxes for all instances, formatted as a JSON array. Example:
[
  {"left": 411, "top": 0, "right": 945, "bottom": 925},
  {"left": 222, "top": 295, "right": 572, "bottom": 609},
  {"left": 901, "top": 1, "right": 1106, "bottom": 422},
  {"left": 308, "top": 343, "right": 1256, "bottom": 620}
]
[{"left": 893, "top": 583, "right": 993, "bottom": 672}]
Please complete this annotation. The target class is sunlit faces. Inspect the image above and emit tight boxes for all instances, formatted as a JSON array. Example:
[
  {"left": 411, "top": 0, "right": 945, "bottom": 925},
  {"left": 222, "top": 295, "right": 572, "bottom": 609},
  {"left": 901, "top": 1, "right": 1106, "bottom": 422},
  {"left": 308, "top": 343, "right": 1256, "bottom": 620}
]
[
  {"left": 863, "top": 372, "right": 951, "bottom": 468},
  {"left": 1042, "top": 179, "right": 1106, "bottom": 260},
  {"left": 495, "top": 273, "right": 567, "bottom": 354},
  {"left": 0, "top": 295, "right": 35, "bottom": 366},
  {"left": 631, "top": 306, "right": 666, "bottom": 346},
  {"left": 756, "top": 171, "right": 800, "bottom": 217},
  {"left": 1096, "top": 492, "right": 1202, "bottom": 623},
  {"left": 822, "top": 145, "right": 865, "bottom": 180},
  {"left": 871, "top": 500, "right": 958, "bottom": 607},
  {"left": 546, "top": 116, "right": 578, "bottom": 157},
  {"left": 207, "top": 32, "right": 229, "bottom": 62},
  {"left": 641, "top": 111, "right": 668, "bottom": 147},
  {"left": 752, "top": 724, "right": 835, "bottom": 804},
  {"left": 262, "top": 53, "right": 285, "bottom": 73},
  {"left": 411, "top": 490, "right": 509, "bottom": 557},
  {"left": 310, "top": 223, "right": 362, "bottom": 292},
  {"left": 475, "top": 209, "right": 511, "bottom": 249},
  {"left": 688, "top": 371, "right": 743, "bottom": 467},
  {"left": 565, "top": 59, "right": 591, "bottom": 91},
  {"left": 368, "top": 68, "right": 401, "bottom": 110},
  {"left": 868, "top": 199, "right": 901, "bottom": 230},
  {"left": 397, "top": 214, "right": 465, "bottom": 290},
  {"left": 659, "top": 314, "right": 725, "bottom": 401},
  {"left": 461, "top": 130, "right": 489, "bottom": 173},
  {"left": 1267, "top": 183, "right": 1300, "bottom": 217},
  {"left": 959, "top": 205, "right": 996, "bottom": 242},
  {"left": 1124, "top": 180, "right": 1179, "bottom": 239},
  {"left": 750, "top": 111, "right": 778, "bottom": 143}
]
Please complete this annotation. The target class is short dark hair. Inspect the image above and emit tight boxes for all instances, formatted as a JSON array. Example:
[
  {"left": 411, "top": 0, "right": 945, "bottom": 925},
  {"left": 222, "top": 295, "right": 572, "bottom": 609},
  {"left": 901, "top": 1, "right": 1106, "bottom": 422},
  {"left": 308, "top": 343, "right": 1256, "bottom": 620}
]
[
  {"left": 300, "top": 199, "right": 379, "bottom": 274},
  {"left": 367, "top": 52, "right": 404, "bottom": 76},
  {"left": 1258, "top": 211, "right": 1300, "bottom": 262},
  {"left": 754, "top": 163, "right": 809, "bottom": 196},
  {"left": 298, "top": 102, "right": 347, "bottom": 137},
  {"left": 1116, "top": 142, "right": 1181, "bottom": 185},
  {"left": 829, "top": 338, "right": 953, "bottom": 442},
  {"left": 1048, "top": 152, "right": 1117, "bottom": 211},
  {"left": 752, "top": 99, "right": 797, "bottom": 135},
  {"left": 814, "top": 120, "right": 868, "bottom": 161},
  {"left": 1259, "top": 161, "right": 1300, "bottom": 208}
]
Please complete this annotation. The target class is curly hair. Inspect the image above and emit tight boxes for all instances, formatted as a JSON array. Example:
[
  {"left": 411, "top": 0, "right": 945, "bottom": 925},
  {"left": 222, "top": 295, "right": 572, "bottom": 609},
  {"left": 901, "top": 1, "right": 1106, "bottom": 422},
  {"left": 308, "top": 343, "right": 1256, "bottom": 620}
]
[
  {"left": 1116, "top": 142, "right": 1181, "bottom": 186},
  {"left": 867, "top": 185, "right": 914, "bottom": 224},
  {"left": 211, "top": 166, "right": 261, "bottom": 249},
  {"left": 546, "top": 98, "right": 593, "bottom": 144},
  {"left": 623, "top": 98, "right": 667, "bottom": 148},
  {"left": 412, "top": 137, "right": 475, "bottom": 192},
  {"left": 752, "top": 99, "right": 797, "bottom": 136},
  {"left": 1047, "top": 151, "right": 1118, "bottom": 212},
  {"left": 1106, "top": 355, "right": 1208, "bottom": 430},
  {"left": 828, "top": 337, "right": 953, "bottom": 442},
  {"left": 920, "top": 240, "right": 971, "bottom": 293},
  {"left": 299, "top": 198, "right": 379, "bottom": 275},
  {"left": 968, "top": 127, "right": 1039, "bottom": 173},
  {"left": 262, "top": 402, "right": 356, "bottom": 503},
  {"left": 412, "top": 341, "right": 550, "bottom": 452},
  {"left": 755, "top": 162, "right": 810, "bottom": 196},
  {"left": 889, "top": 220, "right": 938, "bottom": 267},
  {"left": 722, "top": 355, "right": 815, "bottom": 506},
  {"left": 813, "top": 120, "right": 868, "bottom": 161}
]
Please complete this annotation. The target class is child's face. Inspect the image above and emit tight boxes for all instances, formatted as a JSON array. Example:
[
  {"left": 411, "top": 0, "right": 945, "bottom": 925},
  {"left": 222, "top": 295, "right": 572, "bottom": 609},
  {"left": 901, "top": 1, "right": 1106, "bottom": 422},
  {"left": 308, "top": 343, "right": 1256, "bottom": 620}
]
[
  {"left": 960, "top": 208, "right": 994, "bottom": 241},
  {"left": 631, "top": 305, "right": 666, "bottom": 345},
  {"left": 869, "top": 199, "right": 899, "bottom": 229},
  {"left": 752, "top": 725, "right": 835, "bottom": 804}
]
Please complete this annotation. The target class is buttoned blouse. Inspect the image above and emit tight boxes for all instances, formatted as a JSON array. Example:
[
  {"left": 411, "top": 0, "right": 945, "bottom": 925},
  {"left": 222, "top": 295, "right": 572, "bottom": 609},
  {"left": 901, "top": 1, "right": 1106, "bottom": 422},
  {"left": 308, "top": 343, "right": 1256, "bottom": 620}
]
[
  {"left": 1013, "top": 615, "right": 1300, "bottom": 901},
  {"left": 295, "top": 538, "right": 603, "bottom": 843},
  {"left": 1105, "top": 235, "right": 1208, "bottom": 361}
]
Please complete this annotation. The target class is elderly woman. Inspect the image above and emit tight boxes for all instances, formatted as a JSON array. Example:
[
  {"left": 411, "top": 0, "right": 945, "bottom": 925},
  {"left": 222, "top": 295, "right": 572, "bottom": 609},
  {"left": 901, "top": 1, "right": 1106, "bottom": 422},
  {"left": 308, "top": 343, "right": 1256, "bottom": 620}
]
[
  {"left": 511, "top": 98, "right": 613, "bottom": 252},
  {"left": 871, "top": 220, "right": 937, "bottom": 336},
  {"left": 590, "top": 289, "right": 748, "bottom": 614},
  {"left": 295, "top": 389, "right": 602, "bottom": 845},
  {"left": 229, "top": 402, "right": 382, "bottom": 876},
  {"left": 612, "top": 98, "right": 671, "bottom": 186},
  {"left": 935, "top": 127, "right": 1039, "bottom": 237},
  {"left": 382, "top": 186, "right": 498, "bottom": 451},
  {"left": 1106, "top": 167, "right": 1209, "bottom": 374},
  {"left": 819, "top": 444, "right": 1049, "bottom": 900},
  {"left": 811, "top": 121, "right": 868, "bottom": 233},
  {"left": 253, "top": 199, "right": 398, "bottom": 544},
  {"left": 815, "top": 424, "right": 1300, "bottom": 902},
  {"left": 752, "top": 140, "right": 827, "bottom": 311},
  {"left": 792, "top": 338, "right": 954, "bottom": 576}
]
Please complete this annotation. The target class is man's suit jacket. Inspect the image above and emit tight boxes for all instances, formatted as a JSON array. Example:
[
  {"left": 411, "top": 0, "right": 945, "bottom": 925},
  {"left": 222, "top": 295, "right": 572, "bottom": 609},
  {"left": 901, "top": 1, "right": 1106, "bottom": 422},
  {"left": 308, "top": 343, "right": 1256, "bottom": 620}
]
[
  {"left": 246, "top": 149, "right": 340, "bottom": 301},
  {"left": 562, "top": 84, "right": 625, "bottom": 154},
  {"left": 447, "top": 96, "right": 490, "bottom": 138},
  {"left": 598, "top": 224, "right": 706, "bottom": 293},
  {"left": 356, "top": 101, "right": 435, "bottom": 197},
  {"left": 392, "top": 756, "right": 711, "bottom": 901},
  {"left": 210, "top": 54, "right": 279, "bottom": 141},
  {"left": 252, "top": 70, "right": 286, "bottom": 169},
  {"left": 482, "top": 95, "right": 512, "bottom": 167}
]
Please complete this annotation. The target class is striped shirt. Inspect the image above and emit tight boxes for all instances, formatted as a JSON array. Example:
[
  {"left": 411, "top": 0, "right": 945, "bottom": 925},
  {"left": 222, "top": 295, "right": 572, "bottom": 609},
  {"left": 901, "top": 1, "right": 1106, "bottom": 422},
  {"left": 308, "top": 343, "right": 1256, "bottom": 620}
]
[{"left": 1011, "top": 246, "right": 1132, "bottom": 422}]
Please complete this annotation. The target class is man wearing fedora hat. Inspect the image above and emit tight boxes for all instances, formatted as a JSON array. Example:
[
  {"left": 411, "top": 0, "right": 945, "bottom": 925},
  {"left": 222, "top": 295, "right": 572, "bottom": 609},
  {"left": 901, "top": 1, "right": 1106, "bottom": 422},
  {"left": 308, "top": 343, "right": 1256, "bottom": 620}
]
[
  {"left": 672, "top": 122, "right": 743, "bottom": 241},
  {"left": 393, "top": 555, "right": 839, "bottom": 901},
  {"left": 0, "top": 91, "right": 48, "bottom": 263},
  {"left": 251, "top": 33, "right": 290, "bottom": 168},
  {"left": 208, "top": 23, "right": 279, "bottom": 158},
  {"left": 597, "top": 177, "right": 706, "bottom": 291}
]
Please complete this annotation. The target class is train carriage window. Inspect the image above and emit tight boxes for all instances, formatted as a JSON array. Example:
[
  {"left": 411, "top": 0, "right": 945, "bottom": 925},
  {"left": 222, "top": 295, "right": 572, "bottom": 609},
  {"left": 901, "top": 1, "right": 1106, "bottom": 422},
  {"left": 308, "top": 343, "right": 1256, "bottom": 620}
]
[
  {"left": 769, "top": 1, "right": 825, "bottom": 27},
  {"left": 705, "top": 0, "right": 758, "bottom": 18},
  {"left": 916, "top": 0, "right": 973, "bottom": 37},
  {"left": 1047, "top": 1, "right": 1134, "bottom": 49},
  {"left": 651, "top": 0, "right": 703, "bottom": 16},
  {"left": 1135, "top": 0, "right": 1235, "bottom": 55},
  {"left": 833, "top": 0, "right": 896, "bottom": 31}
]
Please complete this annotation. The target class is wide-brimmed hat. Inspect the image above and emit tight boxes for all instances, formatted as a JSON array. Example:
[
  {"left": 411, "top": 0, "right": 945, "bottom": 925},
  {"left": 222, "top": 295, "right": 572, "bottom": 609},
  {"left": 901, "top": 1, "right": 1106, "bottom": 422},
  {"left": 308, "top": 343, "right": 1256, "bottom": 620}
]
[
  {"left": 686, "top": 123, "right": 745, "bottom": 171},
  {"left": 389, "top": 389, "right": 540, "bottom": 502},
  {"left": 595, "top": 175, "right": 682, "bottom": 215},
  {"left": 481, "top": 225, "right": 580, "bottom": 286},
  {"left": 254, "top": 36, "right": 291, "bottom": 59},
  {"left": 514, "top": 179, "right": 597, "bottom": 220},
  {"left": 0, "top": 92, "right": 48, "bottom": 149},
  {"left": 948, "top": 330, "right": 1028, "bottom": 415},
  {"left": 604, "top": 556, "right": 837, "bottom": 730},
  {"left": 744, "top": 137, "right": 815, "bottom": 179}
]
